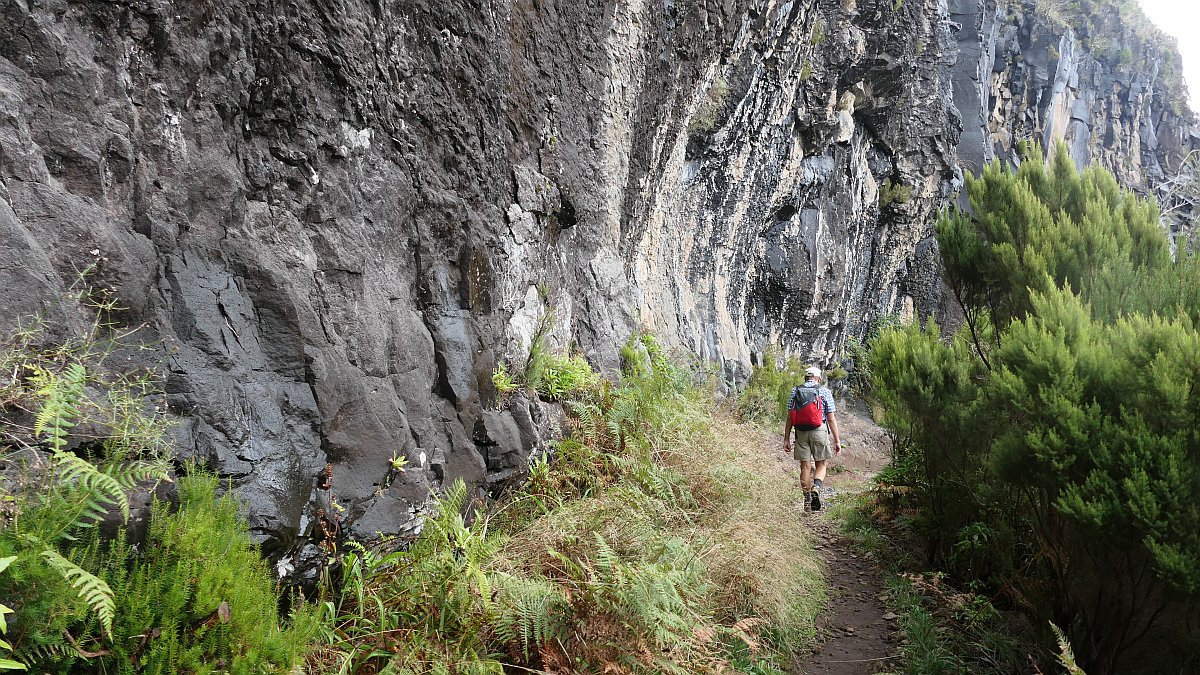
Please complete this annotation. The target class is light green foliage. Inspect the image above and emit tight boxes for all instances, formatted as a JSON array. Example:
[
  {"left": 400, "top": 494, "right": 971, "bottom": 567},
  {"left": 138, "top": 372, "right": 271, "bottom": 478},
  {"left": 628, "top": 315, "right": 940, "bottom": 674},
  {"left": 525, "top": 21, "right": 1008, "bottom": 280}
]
[
  {"left": 619, "top": 332, "right": 652, "bottom": 379},
  {"left": 314, "top": 480, "right": 509, "bottom": 674},
  {"left": 92, "top": 472, "right": 319, "bottom": 673},
  {"left": 938, "top": 142, "right": 1167, "bottom": 332},
  {"left": 689, "top": 75, "right": 731, "bottom": 135},
  {"left": 497, "top": 305, "right": 600, "bottom": 402},
  {"left": 0, "top": 557, "right": 25, "bottom": 672},
  {"left": 845, "top": 315, "right": 902, "bottom": 398},
  {"left": 37, "top": 548, "right": 114, "bottom": 637},
  {"left": 3, "top": 348, "right": 169, "bottom": 659},
  {"left": 878, "top": 177, "right": 913, "bottom": 208},
  {"left": 737, "top": 347, "right": 810, "bottom": 426},
  {"left": 491, "top": 362, "right": 518, "bottom": 394},
  {"left": 809, "top": 19, "right": 824, "bottom": 46},
  {"left": 31, "top": 362, "right": 85, "bottom": 452},
  {"left": 519, "top": 347, "right": 599, "bottom": 402},
  {"left": 870, "top": 143, "right": 1200, "bottom": 670},
  {"left": 1, "top": 310, "right": 309, "bottom": 672},
  {"left": 539, "top": 353, "right": 601, "bottom": 400}
]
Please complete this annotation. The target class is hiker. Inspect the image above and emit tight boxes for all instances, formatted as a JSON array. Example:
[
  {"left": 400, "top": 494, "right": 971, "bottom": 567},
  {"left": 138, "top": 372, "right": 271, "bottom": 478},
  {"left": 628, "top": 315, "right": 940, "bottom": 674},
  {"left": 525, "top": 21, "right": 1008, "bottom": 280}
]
[{"left": 783, "top": 366, "right": 841, "bottom": 511}]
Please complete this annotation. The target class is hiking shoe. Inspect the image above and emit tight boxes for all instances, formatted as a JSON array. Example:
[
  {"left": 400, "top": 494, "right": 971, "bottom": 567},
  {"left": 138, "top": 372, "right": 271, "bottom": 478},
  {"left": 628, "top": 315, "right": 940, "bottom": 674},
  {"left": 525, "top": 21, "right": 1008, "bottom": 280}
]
[
  {"left": 810, "top": 490, "right": 822, "bottom": 511},
  {"left": 801, "top": 491, "right": 812, "bottom": 512}
]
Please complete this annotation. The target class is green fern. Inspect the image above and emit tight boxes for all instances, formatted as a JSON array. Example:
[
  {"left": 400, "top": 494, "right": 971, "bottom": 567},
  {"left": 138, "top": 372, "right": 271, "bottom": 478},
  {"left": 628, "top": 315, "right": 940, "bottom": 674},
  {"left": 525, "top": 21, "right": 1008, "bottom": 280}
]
[
  {"left": 38, "top": 548, "right": 114, "bottom": 637},
  {"left": 104, "top": 460, "right": 170, "bottom": 490},
  {"left": 32, "top": 363, "right": 86, "bottom": 452},
  {"left": 568, "top": 400, "right": 604, "bottom": 444},
  {"left": 606, "top": 394, "right": 640, "bottom": 441},
  {"left": 52, "top": 453, "right": 127, "bottom": 522},
  {"left": 493, "top": 575, "right": 566, "bottom": 658},
  {"left": 1050, "top": 622, "right": 1087, "bottom": 674}
]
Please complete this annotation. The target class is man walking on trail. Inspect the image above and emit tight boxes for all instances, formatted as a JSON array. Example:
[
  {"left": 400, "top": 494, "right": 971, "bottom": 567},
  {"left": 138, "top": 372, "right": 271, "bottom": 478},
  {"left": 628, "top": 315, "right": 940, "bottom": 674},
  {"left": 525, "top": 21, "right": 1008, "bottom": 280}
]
[{"left": 783, "top": 366, "right": 841, "bottom": 511}]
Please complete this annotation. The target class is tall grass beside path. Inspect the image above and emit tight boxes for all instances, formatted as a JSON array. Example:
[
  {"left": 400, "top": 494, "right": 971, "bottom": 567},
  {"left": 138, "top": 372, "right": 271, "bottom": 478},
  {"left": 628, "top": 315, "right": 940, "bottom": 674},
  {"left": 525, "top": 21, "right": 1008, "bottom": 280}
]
[{"left": 312, "top": 337, "right": 827, "bottom": 674}]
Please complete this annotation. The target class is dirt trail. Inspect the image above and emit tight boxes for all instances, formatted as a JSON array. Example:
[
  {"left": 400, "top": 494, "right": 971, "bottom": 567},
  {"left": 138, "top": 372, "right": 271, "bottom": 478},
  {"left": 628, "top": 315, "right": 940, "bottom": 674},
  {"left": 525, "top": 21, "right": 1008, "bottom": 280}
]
[{"left": 770, "top": 399, "right": 902, "bottom": 675}]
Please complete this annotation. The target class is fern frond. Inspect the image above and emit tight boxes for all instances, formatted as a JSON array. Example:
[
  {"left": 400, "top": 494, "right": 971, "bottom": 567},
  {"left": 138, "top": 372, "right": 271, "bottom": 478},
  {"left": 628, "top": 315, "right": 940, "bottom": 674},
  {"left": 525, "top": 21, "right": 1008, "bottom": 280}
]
[
  {"left": 1050, "top": 621, "right": 1087, "bottom": 675},
  {"left": 39, "top": 549, "right": 115, "bottom": 636},
  {"left": 54, "top": 453, "right": 128, "bottom": 521},
  {"left": 33, "top": 363, "right": 86, "bottom": 452},
  {"left": 493, "top": 575, "right": 566, "bottom": 658},
  {"left": 104, "top": 460, "right": 171, "bottom": 490},
  {"left": 12, "top": 639, "right": 69, "bottom": 670}
]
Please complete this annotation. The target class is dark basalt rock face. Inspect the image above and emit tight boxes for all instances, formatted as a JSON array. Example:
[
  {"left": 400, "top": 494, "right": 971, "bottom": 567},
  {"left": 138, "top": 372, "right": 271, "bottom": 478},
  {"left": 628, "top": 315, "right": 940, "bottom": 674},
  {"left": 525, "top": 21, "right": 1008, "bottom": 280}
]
[{"left": 0, "top": 0, "right": 1192, "bottom": 568}]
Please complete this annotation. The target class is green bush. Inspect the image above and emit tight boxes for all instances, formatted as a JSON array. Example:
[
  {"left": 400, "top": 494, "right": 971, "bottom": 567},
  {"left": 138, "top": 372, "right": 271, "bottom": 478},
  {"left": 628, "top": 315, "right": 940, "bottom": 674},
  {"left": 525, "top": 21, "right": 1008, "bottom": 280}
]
[
  {"left": 0, "top": 310, "right": 171, "bottom": 666},
  {"left": 0, "top": 557, "right": 26, "bottom": 672},
  {"left": 97, "top": 472, "right": 319, "bottom": 673},
  {"left": 737, "top": 348, "right": 809, "bottom": 427},
  {"left": 0, "top": 309, "right": 313, "bottom": 672},
  {"left": 313, "top": 480, "right": 510, "bottom": 674},
  {"left": 688, "top": 75, "right": 731, "bottom": 135},
  {"left": 879, "top": 177, "right": 912, "bottom": 208},
  {"left": 870, "top": 142, "right": 1200, "bottom": 672},
  {"left": 497, "top": 305, "right": 600, "bottom": 403}
]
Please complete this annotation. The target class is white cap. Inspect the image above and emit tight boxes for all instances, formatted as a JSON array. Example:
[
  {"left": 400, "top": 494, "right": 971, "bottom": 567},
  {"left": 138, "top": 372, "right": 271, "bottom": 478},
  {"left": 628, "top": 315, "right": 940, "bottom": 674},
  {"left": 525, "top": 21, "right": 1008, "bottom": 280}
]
[{"left": 804, "top": 366, "right": 821, "bottom": 378}]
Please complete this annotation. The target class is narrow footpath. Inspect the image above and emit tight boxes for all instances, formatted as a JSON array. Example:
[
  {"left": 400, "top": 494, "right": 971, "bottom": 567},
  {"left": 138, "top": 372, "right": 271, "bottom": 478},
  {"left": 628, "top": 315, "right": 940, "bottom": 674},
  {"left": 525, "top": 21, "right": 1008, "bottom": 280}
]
[{"left": 774, "top": 400, "right": 902, "bottom": 675}]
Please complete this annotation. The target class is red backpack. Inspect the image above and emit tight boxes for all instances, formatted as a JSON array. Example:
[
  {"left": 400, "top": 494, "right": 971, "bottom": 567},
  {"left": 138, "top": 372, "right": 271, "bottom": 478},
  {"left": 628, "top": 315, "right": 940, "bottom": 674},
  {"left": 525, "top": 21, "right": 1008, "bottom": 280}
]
[{"left": 788, "top": 386, "right": 825, "bottom": 430}]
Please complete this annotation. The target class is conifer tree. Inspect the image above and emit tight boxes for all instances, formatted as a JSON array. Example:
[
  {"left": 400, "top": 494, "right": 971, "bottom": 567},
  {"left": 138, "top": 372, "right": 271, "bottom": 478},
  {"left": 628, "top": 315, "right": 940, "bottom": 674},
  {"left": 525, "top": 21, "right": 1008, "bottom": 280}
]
[{"left": 872, "top": 142, "right": 1199, "bottom": 673}]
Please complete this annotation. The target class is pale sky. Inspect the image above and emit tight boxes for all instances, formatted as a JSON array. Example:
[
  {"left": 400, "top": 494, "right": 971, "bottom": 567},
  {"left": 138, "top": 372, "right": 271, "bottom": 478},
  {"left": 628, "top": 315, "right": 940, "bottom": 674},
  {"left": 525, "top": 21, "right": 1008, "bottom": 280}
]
[{"left": 1137, "top": 0, "right": 1200, "bottom": 115}]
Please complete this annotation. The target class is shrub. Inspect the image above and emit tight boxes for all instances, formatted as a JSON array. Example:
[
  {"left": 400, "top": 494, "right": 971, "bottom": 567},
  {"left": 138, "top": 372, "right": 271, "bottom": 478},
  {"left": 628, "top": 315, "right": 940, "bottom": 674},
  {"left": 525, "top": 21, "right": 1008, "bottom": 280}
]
[
  {"left": 0, "top": 309, "right": 171, "bottom": 666},
  {"left": 809, "top": 19, "right": 824, "bottom": 46},
  {"left": 878, "top": 177, "right": 912, "bottom": 208},
  {"left": 95, "top": 472, "right": 319, "bottom": 673},
  {"left": 497, "top": 304, "right": 600, "bottom": 403},
  {"left": 0, "top": 556, "right": 24, "bottom": 673},
  {"left": 0, "top": 308, "right": 312, "bottom": 673},
  {"left": 688, "top": 75, "right": 731, "bottom": 135},
  {"left": 870, "top": 142, "right": 1200, "bottom": 672}
]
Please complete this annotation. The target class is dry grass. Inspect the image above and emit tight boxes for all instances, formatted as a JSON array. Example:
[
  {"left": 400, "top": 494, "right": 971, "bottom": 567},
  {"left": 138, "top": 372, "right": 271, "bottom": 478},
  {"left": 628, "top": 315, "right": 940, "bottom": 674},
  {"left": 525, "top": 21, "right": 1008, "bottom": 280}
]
[
  {"left": 494, "top": 397, "right": 826, "bottom": 672},
  {"left": 698, "top": 412, "right": 826, "bottom": 650}
]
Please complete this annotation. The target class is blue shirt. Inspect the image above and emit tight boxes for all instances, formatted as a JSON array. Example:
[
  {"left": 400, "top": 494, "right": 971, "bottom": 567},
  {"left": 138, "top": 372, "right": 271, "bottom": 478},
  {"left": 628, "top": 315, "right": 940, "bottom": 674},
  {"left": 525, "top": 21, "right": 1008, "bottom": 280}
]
[{"left": 793, "top": 381, "right": 836, "bottom": 424}]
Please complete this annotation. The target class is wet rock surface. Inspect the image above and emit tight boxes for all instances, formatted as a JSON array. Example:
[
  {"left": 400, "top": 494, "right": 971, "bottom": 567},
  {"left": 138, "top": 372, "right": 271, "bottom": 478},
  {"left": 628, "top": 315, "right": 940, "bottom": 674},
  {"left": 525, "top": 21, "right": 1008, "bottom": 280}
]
[{"left": 0, "top": 0, "right": 1192, "bottom": 569}]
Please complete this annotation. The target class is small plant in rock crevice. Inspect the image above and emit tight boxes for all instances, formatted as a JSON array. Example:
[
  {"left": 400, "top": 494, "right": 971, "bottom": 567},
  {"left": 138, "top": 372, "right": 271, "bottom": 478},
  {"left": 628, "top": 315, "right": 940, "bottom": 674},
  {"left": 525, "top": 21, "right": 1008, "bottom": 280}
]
[
  {"left": 689, "top": 75, "right": 732, "bottom": 135},
  {"left": 494, "top": 303, "right": 599, "bottom": 404}
]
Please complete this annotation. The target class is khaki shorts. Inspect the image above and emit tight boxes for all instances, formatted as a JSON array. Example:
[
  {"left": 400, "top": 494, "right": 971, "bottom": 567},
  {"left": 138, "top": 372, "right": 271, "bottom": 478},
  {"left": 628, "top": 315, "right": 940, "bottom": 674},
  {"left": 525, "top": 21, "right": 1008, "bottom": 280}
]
[{"left": 793, "top": 425, "right": 832, "bottom": 462}]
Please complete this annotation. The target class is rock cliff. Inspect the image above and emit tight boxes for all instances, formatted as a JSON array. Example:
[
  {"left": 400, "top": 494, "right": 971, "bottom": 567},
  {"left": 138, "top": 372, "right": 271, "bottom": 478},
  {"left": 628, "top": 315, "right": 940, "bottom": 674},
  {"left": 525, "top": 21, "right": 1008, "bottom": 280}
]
[{"left": 0, "top": 0, "right": 1192, "bottom": 566}]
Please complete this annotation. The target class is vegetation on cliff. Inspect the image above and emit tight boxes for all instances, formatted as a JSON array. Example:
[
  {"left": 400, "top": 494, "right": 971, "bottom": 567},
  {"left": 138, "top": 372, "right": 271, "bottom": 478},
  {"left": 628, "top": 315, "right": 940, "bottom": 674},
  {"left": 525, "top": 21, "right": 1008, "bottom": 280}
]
[
  {"left": 0, "top": 320, "right": 826, "bottom": 673},
  {"left": 865, "top": 143, "right": 1200, "bottom": 673},
  {"left": 309, "top": 334, "right": 825, "bottom": 673}
]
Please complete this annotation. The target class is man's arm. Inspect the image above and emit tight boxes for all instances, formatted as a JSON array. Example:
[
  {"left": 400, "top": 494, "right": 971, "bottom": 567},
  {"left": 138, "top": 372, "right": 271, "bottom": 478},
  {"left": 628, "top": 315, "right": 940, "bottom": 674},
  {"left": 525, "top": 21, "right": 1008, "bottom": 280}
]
[
  {"left": 783, "top": 416, "right": 793, "bottom": 451},
  {"left": 826, "top": 411, "right": 841, "bottom": 454}
]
